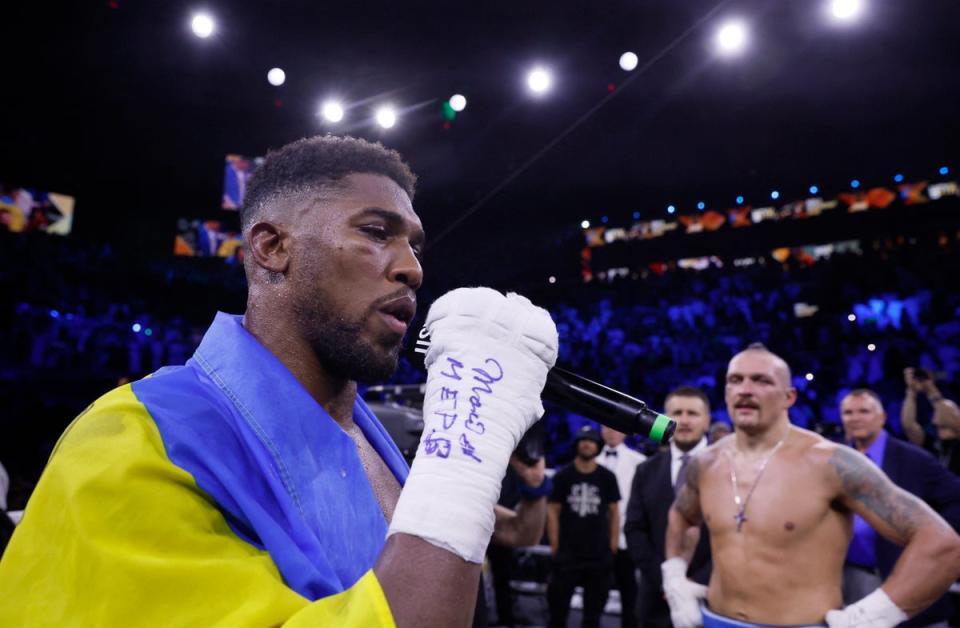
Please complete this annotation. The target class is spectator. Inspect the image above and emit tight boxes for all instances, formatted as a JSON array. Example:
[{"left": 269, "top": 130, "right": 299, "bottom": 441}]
[
  {"left": 547, "top": 425, "right": 620, "bottom": 628},
  {"left": 625, "top": 386, "right": 713, "bottom": 628},
  {"left": 901, "top": 368, "right": 960, "bottom": 476},
  {"left": 840, "top": 388, "right": 960, "bottom": 627},
  {"left": 597, "top": 426, "right": 646, "bottom": 628},
  {"left": 707, "top": 421, "right": 732, "bottom": 444}
]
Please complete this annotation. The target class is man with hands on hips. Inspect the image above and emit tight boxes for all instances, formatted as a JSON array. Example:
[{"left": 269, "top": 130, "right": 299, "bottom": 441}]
[
  {"left": 662, "top": 344, "right": 960, "bottom": 628},
  {"left": 0, "top": 135, "right": 559, "bottom": 628}
]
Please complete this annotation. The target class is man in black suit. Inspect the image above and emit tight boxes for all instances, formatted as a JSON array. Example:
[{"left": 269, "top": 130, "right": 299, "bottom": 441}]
[
  {"left": 625, "top": 386, "right": 713, "bottom": 628},
  {"left": 840, "top": 388, "right": 960, "bottom": 628}
]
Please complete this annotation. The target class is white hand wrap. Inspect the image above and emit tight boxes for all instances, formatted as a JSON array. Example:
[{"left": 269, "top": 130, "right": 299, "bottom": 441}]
[
  {"left": 388, "top": 287, "right": 558, "bottom": 563},
  {"left": 825, "top": 589, "right": 908, "bottom": 628},
  {"left": 661, "top": 557, "right": 707, "bottom": 628}
]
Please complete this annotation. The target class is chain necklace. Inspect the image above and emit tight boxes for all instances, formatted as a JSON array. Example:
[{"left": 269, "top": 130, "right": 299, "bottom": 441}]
[{"left": 725, "top": 430, "right": 789, "bottom": 532}]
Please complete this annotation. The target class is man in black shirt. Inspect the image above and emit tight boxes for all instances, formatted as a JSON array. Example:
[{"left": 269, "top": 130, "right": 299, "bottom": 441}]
[{"left": 547, "top": 425, "right": 621, "bottom": 628}]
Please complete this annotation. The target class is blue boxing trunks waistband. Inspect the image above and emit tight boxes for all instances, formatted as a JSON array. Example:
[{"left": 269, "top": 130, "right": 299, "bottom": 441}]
[{"left": 702, "top": 606, "right": 826, "bottom": 628}]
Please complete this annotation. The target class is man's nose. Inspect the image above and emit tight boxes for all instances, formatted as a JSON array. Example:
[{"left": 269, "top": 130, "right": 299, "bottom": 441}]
[{"left": 389, "top": 244, "right": 423, "bottom": 290}]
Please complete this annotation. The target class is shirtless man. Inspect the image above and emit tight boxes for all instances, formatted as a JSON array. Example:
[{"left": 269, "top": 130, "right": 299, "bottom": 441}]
[{"left": 663, "top": 344, "right": 960, "bottom": 628}]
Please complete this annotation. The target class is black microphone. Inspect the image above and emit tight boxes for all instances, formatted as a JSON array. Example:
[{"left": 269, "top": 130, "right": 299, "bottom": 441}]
[{"left": 408, "top": 325, "right": 676, "bottom": 445}]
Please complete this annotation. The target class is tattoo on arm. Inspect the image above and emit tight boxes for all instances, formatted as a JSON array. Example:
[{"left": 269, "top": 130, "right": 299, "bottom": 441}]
[
  {"left": 829, "top": 446, "right": 925, "bottom": 544},
  {"left": 671, "top": 456, "right": 703, "bottom": 525}
]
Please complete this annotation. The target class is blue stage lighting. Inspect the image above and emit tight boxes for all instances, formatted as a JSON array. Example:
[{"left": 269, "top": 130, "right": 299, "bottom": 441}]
[
  {"left": 697, "top": 201, "right": 705, "bottom": 210},
  {"left": 809, "top": 185, "right": 819, "bottom": 194},
  {"left": 132, "top": 323, "right": 142, "bottom": 333},
  {"left": 736, "top": 195, "right": 744, "bottom": 204},
  {"left": 893, "top": 174, "right": 904, "bottom": 183},
  {"left": 667, "top": 205, "right": 676, "bottom": 214},
  {"left": 770, "top": 190, "right": 780, "bottom": 200},
  {"left": 850, "top": 179, "right": 860, "bottom": 189},
  {"left": 632, "top": 211, "right": 640, "bottom": 220},
  {"left": 940, "top": 166, "right": 950, "bottom": 176}
]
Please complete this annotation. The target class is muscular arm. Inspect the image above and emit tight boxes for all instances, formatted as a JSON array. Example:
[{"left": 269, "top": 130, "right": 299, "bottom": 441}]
[
  {"left": 492, "top": 499, "right": 546, "bottom": 547},
  {"left": 828, "top": 446, "right": 960, "bottom": 617},
  {"left": 665, "top": 456, "right": 703, "bottom": 564},
  {"left": 547, "top": 502, "right": 562, "bottom": 555},
  {"left": 900, "top": 390, "right": 925, "bottom": 447},
  {"left": 375, "top": 535, "right": 481, "bottom": 628}
]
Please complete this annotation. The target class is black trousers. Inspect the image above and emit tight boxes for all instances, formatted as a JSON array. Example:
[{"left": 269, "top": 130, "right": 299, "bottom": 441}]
[
  {"left": 612, "top": 550, "right": 638, "bottom": 628},
  {"left": 548, "top": 556, "right": 612, "bottom": 628}
]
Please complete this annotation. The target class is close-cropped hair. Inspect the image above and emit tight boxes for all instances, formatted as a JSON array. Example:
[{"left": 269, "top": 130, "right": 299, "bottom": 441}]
[
  {"left": 665, "top": 385, "right": 711, "bottom": 413},
  {"left": 845, "top": 388, "right": 885, "bottom": 409},
  {"left": 240, "top": 134, "right": 417, "bottom": 230}
]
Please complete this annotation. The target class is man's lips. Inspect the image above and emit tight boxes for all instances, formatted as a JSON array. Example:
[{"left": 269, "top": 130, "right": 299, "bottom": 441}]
[{"left": 377, "top": 294, "right": 416, "bottom": 334}]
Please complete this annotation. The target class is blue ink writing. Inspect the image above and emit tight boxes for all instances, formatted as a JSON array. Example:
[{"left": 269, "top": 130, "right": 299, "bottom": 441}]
[
  {"left": 440, "top": 357, "right": 464, "bottom": 381},
  {"left": 424, "top": 430, "right": 451, "bottom": 459},
  {"left": 459, "top": 433, "right": 482, "bottom": 463}
]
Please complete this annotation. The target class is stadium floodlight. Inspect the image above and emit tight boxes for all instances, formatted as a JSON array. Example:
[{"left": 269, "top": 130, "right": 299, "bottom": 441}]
[
  {"left": 848, "top": 314, "right": 857, "bottom": 322},
  {"left": 191, "top": 13, "right": 215, "bottom": 38},
  {"left": 830, "top": 0, "right": 864, "bottom": 22},
  {"left": 715, "top": 19, "right": 748, "bottom": 56},
  {"left": 619, "top": 52, "right": 639, "bottom": 71},
  {"left": 267, "top": 68, "right": 286, "bottom": 87},
  {"left": 527, "top": 67, "right": 552, "bottom": 94},
  {"left": 321, "top": 101, "right": 344, "bottom": 123},
  {"left": 581, "top": 220, "right": 590, "bottom": 229},
  {"left": 548, "top": 276, "right": 557, "bottom": 284},
  {"left": 375, "top": 106, "right": 397, "bottom": 129},
  {"left": 449, "top": 94, "right": 467, "bottom": 112},
  {"left": 867, "top": 343, "right": 877, "bottom": 352}
]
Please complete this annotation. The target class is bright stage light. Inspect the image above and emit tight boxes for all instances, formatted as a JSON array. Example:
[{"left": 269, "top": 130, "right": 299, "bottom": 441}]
[
  {"left": 267, "top": 68, "right": 286, "bottom": 87},
  {"left": 548, "top": 276, "right": 557, "bottom": 284},
  {"left": 667, "top": 205, "right": 676, "bottom": 214},
  {"left": 527, "top": 67, "right": 552, "bottom": 94},
  {"left": 830, "top": 0, "right": 863, "bottom": 22},
  {"left": 191, "top": 13, "right": 215, "bottom": 38},
  {"left": 716, "top": 19, "right": 748, "bottom": 56},
  {"left": 321, "top": 101, "right": 344, "bottom": 123},
  {"left": 619, "top": 52, "right": 639, "bottom": 71},
  {"left": 449, "top": 94, "right": 467, "bottom": 112},
  {"left": 850, "top": 179, "right": 860, "bottom": 189},
  {"left": 805, "top": 373, "right": 814, "bottom": 382},
  {"left": 771, "top": 190, "right": 780, "bottom": 200},
  {"left": 697, "top": 201, "right": 706, "bottom": 210},
  {"left": 736, "top": 195, "right": 744, "bottom": 205},
  {"left": 867, "top": 343, "right": 876, "bottom": 352},
  {"left": 848, "top": 314, "right": 857, "bottom": 322},
  {"left": 809, "top": 185, "right": 819, "bottom": 194},
  {"left": 581, "top": 220, "right": 590, "bottom": 229},
  {"left": 940, "top": 166, "right": 950, "bottom": 176},
  {"left": 893, "top": 174, "right": 904, "bottom": 183},
  {"left": 375, "top": 106, "right": 397, "bottom": 129}
]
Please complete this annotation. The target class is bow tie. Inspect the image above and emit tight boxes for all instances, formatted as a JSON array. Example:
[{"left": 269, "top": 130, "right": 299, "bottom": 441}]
[{"left": 604, "top": 450, "right": 617, "bottom": 457}]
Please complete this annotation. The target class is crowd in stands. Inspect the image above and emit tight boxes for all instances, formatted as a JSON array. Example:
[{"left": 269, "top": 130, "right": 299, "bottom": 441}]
[{"left": 2, "top": 229, "right": 959, "bottom": 490}]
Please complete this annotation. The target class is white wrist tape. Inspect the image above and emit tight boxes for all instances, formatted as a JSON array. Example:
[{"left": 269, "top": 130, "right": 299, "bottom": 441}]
[
  {"left": 388, "top": 288, "right": 558, "bottom": 563},
  {"left": 825, "top": 588, "right": 907, "bottom": 628},
  {"left": 661, "top": 557, "right": 707, "bottom": 628}
]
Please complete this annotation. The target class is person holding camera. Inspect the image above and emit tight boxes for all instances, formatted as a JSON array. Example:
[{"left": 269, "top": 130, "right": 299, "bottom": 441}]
[{"left": 901, "top": 367, "right": 960, "bottom": 476}]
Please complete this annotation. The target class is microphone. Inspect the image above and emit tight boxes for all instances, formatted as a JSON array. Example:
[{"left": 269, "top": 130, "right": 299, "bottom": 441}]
[{"left": 408, "top": 325, "right": 676, "bottom": 445}]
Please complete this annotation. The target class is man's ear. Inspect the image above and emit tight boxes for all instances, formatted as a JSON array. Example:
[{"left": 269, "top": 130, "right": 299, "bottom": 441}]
[{"left": 246, "top": 221, "right": 290, "bottom": 275}]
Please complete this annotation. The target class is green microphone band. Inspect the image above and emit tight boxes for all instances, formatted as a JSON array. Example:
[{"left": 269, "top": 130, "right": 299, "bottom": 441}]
[{"left": 650, "top": 413, "right": 673, "bottom": 444}]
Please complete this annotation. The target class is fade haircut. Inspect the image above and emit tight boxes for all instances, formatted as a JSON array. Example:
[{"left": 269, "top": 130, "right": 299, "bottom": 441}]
[
  {"left": 665, "top": 385, "right": 711, "bottom": 413},
  {"left": 240, "top": 135, "right": 418, "bottom": 231}
]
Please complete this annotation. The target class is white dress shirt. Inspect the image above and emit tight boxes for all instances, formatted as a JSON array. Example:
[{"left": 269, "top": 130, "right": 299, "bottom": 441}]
[
  {"left": 598, "top": 442, "right": 647, "bottom": 549},
  {"left": 670, "top": 437, "right": 708, "bottom": 488}
]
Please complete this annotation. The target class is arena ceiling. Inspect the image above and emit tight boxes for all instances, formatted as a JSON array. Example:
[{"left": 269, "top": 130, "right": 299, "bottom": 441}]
[{"left": 2, "top": 0, "right": 958, "bottom": 285}]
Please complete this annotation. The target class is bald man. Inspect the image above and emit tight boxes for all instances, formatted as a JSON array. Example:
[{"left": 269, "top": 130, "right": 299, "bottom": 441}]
[{"left": 663, "top": 343, "right": 960, "bottom": 628}]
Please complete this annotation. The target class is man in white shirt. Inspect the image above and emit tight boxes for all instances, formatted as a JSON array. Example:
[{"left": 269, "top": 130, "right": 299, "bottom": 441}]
[
  {"left": 625, "top": 386, "right": 713, "bottom": 628},
  {"left": 598, "top": 426, "right": 647, "bottom": 628}
]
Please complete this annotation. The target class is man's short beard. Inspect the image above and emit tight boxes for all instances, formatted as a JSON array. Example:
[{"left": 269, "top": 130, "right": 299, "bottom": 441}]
[{"left": 297, "top": 298, "right": 401, "bottom": 384}]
